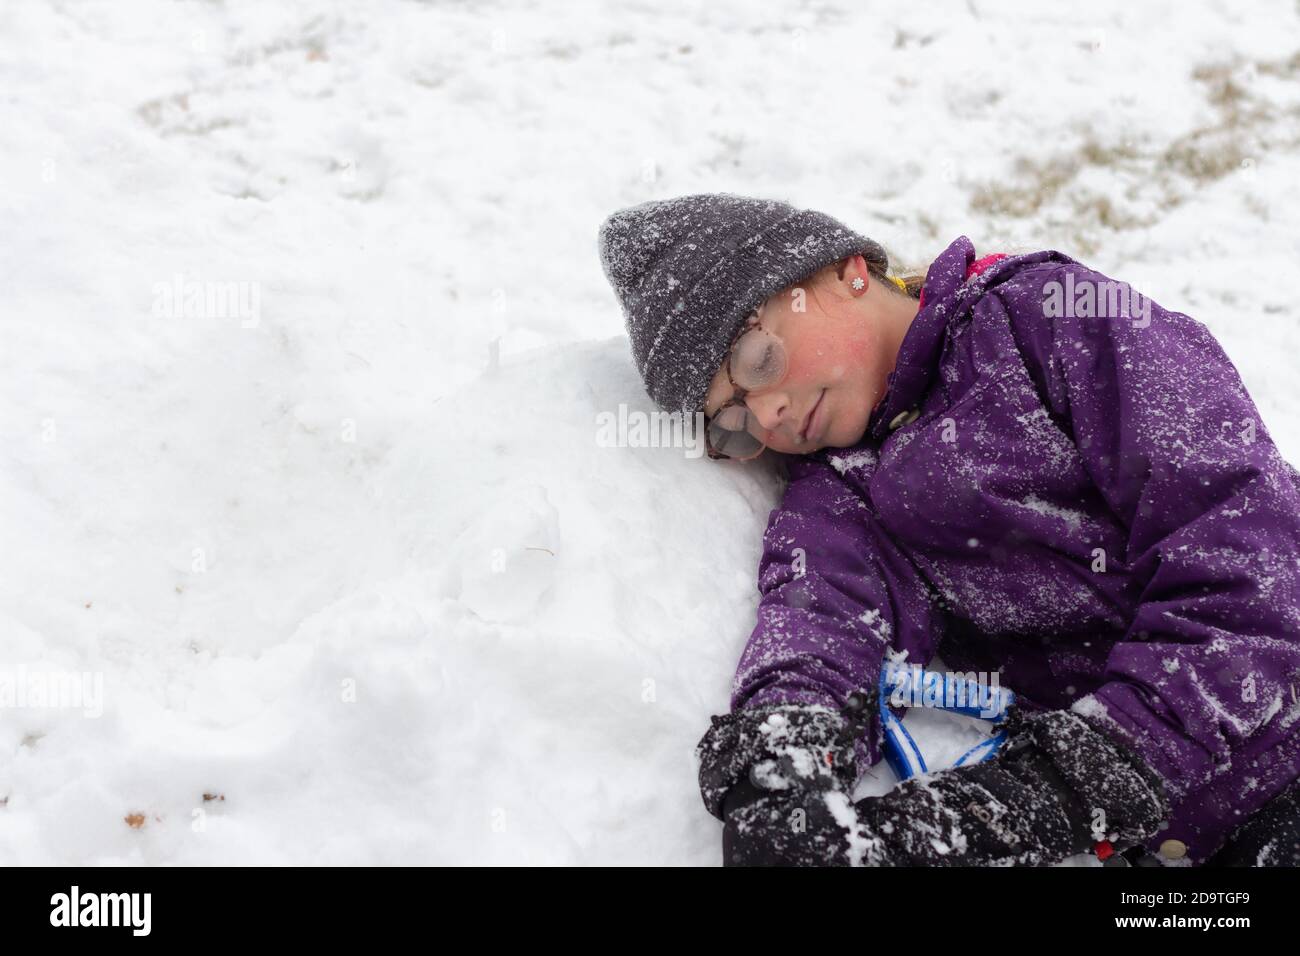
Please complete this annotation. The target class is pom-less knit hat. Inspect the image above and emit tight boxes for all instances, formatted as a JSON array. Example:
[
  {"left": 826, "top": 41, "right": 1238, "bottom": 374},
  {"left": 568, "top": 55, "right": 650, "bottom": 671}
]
[{"left": 597, "top": 193, "right": 889, "bottom": 414}]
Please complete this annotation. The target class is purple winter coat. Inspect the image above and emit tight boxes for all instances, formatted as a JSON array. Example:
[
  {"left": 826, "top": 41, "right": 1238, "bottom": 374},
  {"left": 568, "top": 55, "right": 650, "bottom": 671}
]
[{"left": 731, "top": 235, "right": 1300, "bottom": 864}]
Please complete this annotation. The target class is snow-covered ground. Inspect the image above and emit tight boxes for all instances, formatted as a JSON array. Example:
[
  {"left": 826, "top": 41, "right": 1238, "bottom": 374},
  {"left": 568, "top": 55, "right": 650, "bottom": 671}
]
[{"left": 2, "top": 0, "right": 1299, "bottom": 864}]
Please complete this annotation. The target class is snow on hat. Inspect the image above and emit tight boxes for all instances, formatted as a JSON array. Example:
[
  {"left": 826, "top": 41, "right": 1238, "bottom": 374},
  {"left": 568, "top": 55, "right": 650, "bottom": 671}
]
[{"left": 597, "top": 192, "right": 888, "bottom": 414}]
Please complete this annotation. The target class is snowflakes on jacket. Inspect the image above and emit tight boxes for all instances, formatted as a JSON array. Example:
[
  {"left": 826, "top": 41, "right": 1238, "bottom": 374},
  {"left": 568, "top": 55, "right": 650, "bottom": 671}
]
[{"left": 730, "top": 234, "right": 1300, "bottom": 865}]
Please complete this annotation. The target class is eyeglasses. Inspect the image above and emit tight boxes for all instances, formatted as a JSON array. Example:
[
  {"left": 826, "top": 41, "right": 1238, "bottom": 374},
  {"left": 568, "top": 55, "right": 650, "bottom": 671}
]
[{"left": 704, "top": 303, "right": 789, "bottom": 461}]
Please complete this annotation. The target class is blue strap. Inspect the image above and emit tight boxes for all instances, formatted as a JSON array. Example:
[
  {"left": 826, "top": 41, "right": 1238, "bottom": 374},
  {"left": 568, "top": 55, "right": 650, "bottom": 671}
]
[{"left": 877, "top": 663, "right": 1014, "bottom": 781}]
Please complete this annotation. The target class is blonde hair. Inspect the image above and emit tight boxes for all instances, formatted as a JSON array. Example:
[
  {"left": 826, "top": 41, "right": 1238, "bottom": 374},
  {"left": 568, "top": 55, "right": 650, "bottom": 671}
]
[{"left": 862, "top": 244, "right": 926, "bottom": 299}]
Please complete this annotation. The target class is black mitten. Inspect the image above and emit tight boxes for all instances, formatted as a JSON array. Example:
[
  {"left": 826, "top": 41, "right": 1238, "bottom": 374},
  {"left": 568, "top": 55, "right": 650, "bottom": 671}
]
[
  {"left": 695, "top": 688, "right": 877, "bottom": 866},
  {"left": 1205, "top": 777, "right": 1300, "bottom": 867},
  {"left": 852, "top": 707, "right": 1172, "bottom": 866}
]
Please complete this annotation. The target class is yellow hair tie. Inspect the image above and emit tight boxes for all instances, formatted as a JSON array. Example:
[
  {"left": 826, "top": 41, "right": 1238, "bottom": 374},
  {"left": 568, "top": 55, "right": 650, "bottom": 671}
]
[{"left": 890, "top": 275, "right": 908, "bottom": 293}]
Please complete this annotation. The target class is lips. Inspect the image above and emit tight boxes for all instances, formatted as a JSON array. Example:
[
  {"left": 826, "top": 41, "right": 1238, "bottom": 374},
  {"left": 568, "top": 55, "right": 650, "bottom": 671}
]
[{"left": 799, "top": 389, "right": 826, "bottom": 444}]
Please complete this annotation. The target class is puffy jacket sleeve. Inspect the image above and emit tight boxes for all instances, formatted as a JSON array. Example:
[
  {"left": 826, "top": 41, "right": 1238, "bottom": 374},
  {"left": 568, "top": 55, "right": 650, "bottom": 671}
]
[
  {"left": 729, "top": 450, "right": 949, "bottom": 776},
  {"left": 1006, "top": 262, "right": 1300, "bottom": 803}
]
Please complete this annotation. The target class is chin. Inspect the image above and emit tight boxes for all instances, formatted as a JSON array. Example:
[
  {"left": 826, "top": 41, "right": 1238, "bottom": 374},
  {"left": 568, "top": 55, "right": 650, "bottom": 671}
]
[{"left": 824, "top": 416, "right": 869, "bottom": 449}]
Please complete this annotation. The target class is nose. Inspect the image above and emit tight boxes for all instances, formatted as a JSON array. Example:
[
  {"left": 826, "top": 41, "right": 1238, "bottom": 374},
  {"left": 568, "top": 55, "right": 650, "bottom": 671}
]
[{"left": 744, "top": 389, "right": 794, "bottom": 439}]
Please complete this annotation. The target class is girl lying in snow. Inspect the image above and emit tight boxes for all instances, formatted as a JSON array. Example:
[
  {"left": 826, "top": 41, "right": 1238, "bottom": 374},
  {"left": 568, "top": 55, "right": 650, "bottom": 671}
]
[{"left": 598, "top": 193, "right": 1300, "bottom": 867}]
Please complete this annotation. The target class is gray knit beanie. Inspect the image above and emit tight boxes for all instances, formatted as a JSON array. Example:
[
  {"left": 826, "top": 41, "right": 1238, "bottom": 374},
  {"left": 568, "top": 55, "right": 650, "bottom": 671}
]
[{"left": 597, "top": 193, "right": 888, "bottom": 414}]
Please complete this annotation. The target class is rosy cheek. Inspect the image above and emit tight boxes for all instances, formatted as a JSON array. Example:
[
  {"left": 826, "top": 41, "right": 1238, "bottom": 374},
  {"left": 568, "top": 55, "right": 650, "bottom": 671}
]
[
  {"left": 837, "top": 342, "right": 875, "bottom": 384},
  {"left": 844, "top": 336, "right": 873, "bottom": 362},
  {"left": 780, "top": 354, "right": 814, "bottom": 386},
  {"left": 788, "top": 341, "right": 832, "bottom": 382}
]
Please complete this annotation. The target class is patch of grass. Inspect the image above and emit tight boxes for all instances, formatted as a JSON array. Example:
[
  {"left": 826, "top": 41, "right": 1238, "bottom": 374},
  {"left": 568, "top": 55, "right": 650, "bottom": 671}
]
[{"left": 969, "top": 47, "right": 1300, "bottom": 243}]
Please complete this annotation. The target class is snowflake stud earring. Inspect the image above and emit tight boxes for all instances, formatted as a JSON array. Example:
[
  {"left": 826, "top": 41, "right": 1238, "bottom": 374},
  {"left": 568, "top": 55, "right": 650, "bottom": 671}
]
[{"left": 851, "top": 277, "right": 865, "bottom": 291}]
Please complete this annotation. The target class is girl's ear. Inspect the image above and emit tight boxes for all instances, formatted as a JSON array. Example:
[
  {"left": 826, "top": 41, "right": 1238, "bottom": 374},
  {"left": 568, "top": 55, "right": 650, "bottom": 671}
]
[
  {"left": 826, "top": 254, "right": 870, "bottom": 300},
  {"left": 790, "top": 257, "right": 862, "bottom": 312}
]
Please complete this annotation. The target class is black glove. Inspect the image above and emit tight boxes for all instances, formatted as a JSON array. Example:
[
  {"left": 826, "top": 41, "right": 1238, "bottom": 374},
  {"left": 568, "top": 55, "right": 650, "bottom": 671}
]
[
  {"left": 695, "top": 688, "right": 878, "bottom": 866},
  {"left": 697, "top": 695, "right": 1172, "bottom": 867},
  {"left": 851, "top": 706, "right": 1172, "bottom": 866},
  {"left": 1205, "top": 777, "right": 1300, "bottom": 867}
]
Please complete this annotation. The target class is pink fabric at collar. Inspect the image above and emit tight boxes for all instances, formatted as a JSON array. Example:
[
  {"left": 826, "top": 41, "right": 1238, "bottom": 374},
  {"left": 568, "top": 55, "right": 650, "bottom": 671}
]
[{"left": 917, "top": 252, "right": 1008, "bottom": 311}]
